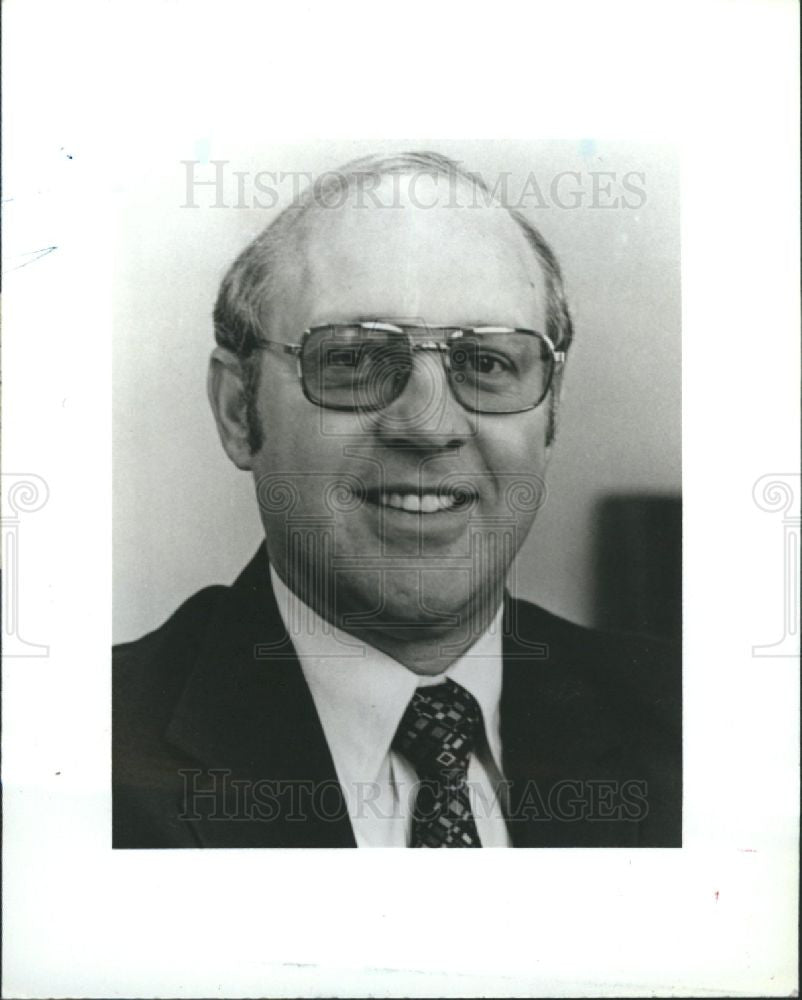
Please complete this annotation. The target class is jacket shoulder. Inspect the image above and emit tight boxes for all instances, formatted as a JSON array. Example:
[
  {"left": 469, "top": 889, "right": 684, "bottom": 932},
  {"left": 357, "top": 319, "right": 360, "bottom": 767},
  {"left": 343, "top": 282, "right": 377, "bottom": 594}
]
[
  {"left": 504, "top": 593, "right": 681, "bottom": 758},
  {"left": 114, "top": 585, "right": 226, "bottom": 673},
  {"left": 506, "top": 593, "right": 679, "bottom": 672},
  {"left": 113, "top": 583, "right": 231, "bottom": 754},
  {"left": 113, "top": 584, "right": 231, "bottom": 848}
]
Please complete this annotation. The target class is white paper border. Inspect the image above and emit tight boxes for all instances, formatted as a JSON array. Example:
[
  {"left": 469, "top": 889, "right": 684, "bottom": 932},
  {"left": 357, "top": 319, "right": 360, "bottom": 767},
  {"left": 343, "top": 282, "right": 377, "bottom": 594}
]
[{"left": 2, "top": 1, "right": 799, "bottom": 996}]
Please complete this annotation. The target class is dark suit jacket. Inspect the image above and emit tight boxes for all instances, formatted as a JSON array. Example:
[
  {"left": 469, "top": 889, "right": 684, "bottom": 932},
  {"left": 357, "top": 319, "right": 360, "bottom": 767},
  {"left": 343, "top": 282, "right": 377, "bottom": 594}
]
[{"left": 113, "top": 546, "right": 681, "bottom": 848}]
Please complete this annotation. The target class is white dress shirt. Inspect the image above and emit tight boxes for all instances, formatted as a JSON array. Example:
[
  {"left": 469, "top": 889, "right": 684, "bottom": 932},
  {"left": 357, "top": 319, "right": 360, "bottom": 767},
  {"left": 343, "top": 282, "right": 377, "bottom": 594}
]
[{"left": 270, "top": 568, "right": 511, "bottom": 847}]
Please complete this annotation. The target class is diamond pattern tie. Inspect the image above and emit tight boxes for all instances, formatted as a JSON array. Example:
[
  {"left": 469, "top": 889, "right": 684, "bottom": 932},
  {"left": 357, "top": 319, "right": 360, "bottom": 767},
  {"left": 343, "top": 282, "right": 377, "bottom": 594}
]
[{"left": 392, "top": 678, "right": 483, "bottom": 848}]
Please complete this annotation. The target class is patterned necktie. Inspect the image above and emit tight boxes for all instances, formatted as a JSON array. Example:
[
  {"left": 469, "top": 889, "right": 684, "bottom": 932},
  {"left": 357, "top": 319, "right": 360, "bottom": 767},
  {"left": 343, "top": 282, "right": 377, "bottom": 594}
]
[{"left": 392, "top": 678, "right": 483, "bottom": 848}]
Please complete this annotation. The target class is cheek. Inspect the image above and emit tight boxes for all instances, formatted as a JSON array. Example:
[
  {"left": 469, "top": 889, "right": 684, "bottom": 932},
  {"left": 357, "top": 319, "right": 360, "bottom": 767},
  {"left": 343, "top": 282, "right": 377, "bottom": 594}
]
[
  {"left": 257, "top": 381, "right": 321, "bottom": 460},
  {"left": 478, "top": 417, "right": 550, "bottom": 519},
  {"left": 480, "top": 414, "right": 549, "bottom": 475},
  {"left": 253, "top": 396, "right": 361, "bottom": 523}
]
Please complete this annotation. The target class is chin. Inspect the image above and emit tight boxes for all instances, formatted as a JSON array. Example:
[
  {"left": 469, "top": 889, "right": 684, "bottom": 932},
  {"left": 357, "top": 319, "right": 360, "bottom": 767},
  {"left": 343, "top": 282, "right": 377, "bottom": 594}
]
[{"left": 337, "top": 568, "right": 483, "bottom": 633}]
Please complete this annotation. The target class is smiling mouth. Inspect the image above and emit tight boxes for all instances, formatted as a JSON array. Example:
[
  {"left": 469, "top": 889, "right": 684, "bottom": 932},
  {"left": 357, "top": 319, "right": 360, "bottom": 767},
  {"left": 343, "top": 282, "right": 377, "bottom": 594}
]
[{"left": 364, "top": 488, "right": 476, "bottom": 514}]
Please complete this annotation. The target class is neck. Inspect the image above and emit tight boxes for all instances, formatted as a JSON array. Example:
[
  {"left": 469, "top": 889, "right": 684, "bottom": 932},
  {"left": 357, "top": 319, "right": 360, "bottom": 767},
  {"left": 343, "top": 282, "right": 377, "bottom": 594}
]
[{"left": 342, "top": 609, "right": 502, "bottom": 676}]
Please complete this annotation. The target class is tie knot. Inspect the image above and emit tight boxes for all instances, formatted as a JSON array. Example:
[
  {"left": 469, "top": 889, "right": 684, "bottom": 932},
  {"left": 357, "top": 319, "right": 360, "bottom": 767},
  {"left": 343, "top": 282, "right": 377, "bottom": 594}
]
[{"left": 393, "top": 678, "right": 482, "bottom": 777}]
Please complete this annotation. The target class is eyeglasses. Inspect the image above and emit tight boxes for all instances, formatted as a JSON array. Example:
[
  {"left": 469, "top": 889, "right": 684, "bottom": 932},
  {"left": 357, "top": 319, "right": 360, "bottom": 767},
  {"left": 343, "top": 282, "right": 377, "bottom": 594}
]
[{"left": 254, "top": 321, "right": 565, "bottom": 415}]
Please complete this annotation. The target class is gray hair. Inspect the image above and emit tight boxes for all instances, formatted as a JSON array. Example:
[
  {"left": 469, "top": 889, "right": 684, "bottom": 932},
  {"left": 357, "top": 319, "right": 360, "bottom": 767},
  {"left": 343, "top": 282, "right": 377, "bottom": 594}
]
[{"left": 213, "top": 151, "right": 574, "bottom": 450}]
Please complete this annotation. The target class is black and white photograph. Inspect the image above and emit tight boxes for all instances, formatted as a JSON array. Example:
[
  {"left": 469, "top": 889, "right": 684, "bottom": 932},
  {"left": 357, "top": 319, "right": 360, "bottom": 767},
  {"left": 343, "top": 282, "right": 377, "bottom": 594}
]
[
  {"left": 2, "top": 1, "right": 798, "bottom": 997},
  {"left": 112, "top": 143, "right": 683, "bottom": 850}
]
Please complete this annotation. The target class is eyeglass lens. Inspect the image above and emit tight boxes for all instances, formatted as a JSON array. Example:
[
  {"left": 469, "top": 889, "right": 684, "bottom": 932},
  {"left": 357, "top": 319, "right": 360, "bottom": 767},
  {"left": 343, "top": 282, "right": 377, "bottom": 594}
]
[{"left": 301, "top": 325, "right": 553, "bottom": 413}]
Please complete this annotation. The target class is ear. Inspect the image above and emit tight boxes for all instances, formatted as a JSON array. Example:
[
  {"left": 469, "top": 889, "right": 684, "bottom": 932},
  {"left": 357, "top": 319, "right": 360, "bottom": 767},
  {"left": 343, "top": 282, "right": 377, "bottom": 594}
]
[{"left": 207, "top": 347, "right": 257, "bottom": 470}]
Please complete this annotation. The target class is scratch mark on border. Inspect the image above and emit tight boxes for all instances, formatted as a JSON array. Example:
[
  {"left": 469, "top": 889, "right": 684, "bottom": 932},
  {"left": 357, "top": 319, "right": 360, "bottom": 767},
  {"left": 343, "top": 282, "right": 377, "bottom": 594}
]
[{"left": 6, "top": 246, "right": 58, "bottom": 271}]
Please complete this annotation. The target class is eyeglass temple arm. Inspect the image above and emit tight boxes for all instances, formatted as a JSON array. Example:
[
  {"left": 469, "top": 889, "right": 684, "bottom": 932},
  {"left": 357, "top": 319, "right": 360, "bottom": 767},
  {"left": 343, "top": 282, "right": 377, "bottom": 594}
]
[{"left": 254, "top": 338, "right": 302, "bottom": 357}]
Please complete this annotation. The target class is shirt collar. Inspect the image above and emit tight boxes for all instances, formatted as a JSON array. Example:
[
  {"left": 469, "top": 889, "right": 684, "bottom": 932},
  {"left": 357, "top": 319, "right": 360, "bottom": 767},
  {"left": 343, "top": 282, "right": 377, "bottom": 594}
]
[{"left": 269, "top": 567, "right": 505, "bottom": 788}]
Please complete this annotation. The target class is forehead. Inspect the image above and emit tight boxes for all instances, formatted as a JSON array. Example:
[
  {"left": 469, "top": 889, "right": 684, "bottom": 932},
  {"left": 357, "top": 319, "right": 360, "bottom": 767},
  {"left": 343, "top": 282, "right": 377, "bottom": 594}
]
[{"left": 268, "top": 173, "right": 547, "bottom": 335}]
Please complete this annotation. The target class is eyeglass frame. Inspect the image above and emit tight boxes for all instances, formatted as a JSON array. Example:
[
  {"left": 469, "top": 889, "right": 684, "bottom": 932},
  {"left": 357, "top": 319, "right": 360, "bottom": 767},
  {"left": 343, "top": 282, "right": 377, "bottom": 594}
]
[{"left": 251, "top": 321, "right": 566, "bottom": 415}]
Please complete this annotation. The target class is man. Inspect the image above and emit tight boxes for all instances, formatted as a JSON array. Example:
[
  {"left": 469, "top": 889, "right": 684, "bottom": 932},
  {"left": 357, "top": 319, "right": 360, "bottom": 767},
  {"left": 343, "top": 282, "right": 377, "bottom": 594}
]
[{"left": 113, "top": 151, "right": 681, "bottom": 848}]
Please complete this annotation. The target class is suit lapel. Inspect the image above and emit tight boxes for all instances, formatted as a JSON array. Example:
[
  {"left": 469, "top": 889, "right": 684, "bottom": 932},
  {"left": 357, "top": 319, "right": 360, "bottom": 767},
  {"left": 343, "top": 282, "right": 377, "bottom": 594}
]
[
  {"left": 165, "top": 547, "right": 356, "bottom": 847},
  {"left": 500, "top": 598, "right": 556, "bottom": 847}
]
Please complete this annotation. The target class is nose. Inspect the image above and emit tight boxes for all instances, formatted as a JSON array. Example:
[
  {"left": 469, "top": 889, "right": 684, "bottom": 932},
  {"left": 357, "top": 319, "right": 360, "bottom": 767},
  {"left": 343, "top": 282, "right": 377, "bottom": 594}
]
[{"left": 370, "top": 348, "right": 476, "bottom": 450}]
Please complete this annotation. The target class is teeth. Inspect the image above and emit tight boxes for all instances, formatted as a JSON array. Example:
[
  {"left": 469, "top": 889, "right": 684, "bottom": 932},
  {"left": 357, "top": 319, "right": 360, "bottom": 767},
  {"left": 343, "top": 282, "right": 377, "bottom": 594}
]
[
  {"left": 378, "top": 492, "right": 462, "bottom": 513},
  {"left": 420, "top": 495, "right": 439, "bottom": 514}
]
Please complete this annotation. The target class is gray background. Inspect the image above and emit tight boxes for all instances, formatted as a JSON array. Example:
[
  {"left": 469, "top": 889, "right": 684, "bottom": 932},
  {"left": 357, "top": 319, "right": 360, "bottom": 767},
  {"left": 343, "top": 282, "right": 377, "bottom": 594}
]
[{"left": 113, "top": 139, "right": 681, "bottom": 643}]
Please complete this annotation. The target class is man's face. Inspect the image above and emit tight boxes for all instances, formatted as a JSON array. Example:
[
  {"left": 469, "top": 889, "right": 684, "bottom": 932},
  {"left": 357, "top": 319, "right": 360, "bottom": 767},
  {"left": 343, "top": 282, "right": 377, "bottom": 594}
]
[{"left": 249, "top": 175, "right": 553, "bottom": 642}]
